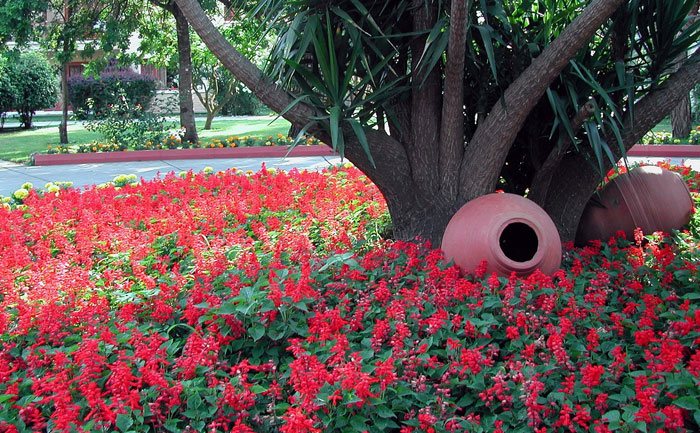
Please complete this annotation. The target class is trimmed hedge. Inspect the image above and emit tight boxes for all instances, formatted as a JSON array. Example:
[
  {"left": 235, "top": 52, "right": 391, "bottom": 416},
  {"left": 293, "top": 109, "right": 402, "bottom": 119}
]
[{"left": 67, "top": 70, "right": 157, "bottom": 119}]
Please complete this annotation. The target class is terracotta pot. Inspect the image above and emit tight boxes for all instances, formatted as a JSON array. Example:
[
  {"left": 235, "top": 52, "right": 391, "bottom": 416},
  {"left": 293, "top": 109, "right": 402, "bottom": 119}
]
[
  {"left": 576, "top": 166, "right": 694, "bottom": 245},
  {"left": 441, "top": 193, "right": 562, "bottom": 277}
]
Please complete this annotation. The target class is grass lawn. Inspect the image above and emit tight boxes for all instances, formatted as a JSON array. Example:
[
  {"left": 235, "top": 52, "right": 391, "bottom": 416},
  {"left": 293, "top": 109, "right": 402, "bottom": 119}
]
[{"left": 0, "top": 116, "right": 291, "bottom": 163}]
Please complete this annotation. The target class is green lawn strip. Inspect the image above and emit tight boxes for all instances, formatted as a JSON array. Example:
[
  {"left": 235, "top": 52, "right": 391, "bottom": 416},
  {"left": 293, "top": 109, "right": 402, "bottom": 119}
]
[{"left": 0, "top": 117, "right": 292, "bottom": 163}]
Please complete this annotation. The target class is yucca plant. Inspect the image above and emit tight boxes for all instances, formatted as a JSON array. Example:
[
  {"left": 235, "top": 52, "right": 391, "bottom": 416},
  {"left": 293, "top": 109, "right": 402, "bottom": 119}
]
[{"left": 175, "top": 0, "right": 699, "bottom": 244}]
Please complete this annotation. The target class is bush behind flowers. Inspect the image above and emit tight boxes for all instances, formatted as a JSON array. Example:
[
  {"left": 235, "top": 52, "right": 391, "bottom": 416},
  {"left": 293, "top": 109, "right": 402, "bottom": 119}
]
[{"left": 0, "top": 165, "right": 699, "bottom": 432}]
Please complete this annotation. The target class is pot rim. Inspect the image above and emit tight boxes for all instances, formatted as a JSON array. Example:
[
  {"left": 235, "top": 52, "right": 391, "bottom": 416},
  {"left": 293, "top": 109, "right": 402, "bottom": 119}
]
[{"left": 490, "top": 217, "right": 545, "bottom": 275}]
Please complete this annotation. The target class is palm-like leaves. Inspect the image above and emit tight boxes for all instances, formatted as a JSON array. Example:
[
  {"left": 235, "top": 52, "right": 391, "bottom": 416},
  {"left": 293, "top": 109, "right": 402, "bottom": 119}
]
[{"left": 232, "top": 0, "right": 699, "bottom": 179}]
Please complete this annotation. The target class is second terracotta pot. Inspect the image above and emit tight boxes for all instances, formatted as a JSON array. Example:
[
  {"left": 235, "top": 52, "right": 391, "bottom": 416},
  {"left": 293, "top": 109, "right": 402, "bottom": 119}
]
[
  {"left": 576, "top": 166, "right": 694, "bottom": 245},
  {"left": 441, "top": 193, "right": 562, "bottom": 277}
]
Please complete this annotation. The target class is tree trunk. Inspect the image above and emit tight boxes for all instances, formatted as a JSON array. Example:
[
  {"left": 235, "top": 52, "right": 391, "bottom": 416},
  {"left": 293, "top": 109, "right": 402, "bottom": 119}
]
[
  {"left": 173, "top": 3, "right": 198, "bottom": 143},
  {"left": 288, "top": 123, "right": 303, "bottom": 139},
  {"left": 204, "top": 111, "right": 214, "bottom": 130},
  {"left": 387, "top": 199, "right": 453, "bottom": 247},
  {"left": 59, "top": 61, "right": 69, "bottom": 144},
  {"left": 671, "top": 94, "right": 692, "bottom": 139}
]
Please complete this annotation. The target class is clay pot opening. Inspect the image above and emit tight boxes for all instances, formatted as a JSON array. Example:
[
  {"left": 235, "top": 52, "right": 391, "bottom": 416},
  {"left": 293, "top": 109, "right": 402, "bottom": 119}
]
[{"left": 499, "top": 222, "right": 539, "bottom": 263}]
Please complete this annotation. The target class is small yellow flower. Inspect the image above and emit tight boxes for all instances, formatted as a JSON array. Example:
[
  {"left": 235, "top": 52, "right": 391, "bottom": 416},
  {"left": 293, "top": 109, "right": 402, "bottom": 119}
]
[{"left": 13, "top": 188, "right": 29, "bottom": 200}]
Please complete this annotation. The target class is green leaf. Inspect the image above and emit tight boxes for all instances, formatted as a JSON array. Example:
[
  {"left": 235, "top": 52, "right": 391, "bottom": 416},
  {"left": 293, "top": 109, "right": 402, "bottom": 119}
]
[
  {"left": 329, "top": 105, "right": 342, "bottom": 152},
  {"left": 250, "top": 384, "right": 267, "bottom": 394},
  {"left": 603, "top": 410, "right": 621, "bottom": 424},
  {"left": 349, "top": 415, "right": 368, "bottom": 430},
  {"left": 476, "top": 25, "right": 498, "bottom": 81},
  {"left": 673, "top": 396, "right": 699, "bottom": 410},
  {"left": 249, "top": 323, "right": 266, "bottom": 341},
  {"left": 374, "top": 405, "right": 395, "bottom": 419},
  {"left": 347, "top": 119, "right": 375, "bottom": 168},
  {"left": 217, "top": 301, "right": 238, "bottom": 315},
  {"left": 116, "top": 413, "right": 133, "bottom": 432}
]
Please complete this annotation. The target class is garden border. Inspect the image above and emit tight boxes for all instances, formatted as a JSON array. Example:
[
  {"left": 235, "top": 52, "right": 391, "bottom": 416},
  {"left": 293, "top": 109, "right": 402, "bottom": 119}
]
[
  {"left": 32, "top": 145, "right": 338, "bottom": 166},
  {"left": 626, "top": 144, "right": 700, "bottom": 158}
]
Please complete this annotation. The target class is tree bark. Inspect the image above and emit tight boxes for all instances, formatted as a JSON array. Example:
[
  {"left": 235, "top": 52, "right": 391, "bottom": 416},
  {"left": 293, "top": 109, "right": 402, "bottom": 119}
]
[
  {"left": 204, "top": 111, "right": 215, "bottom": 130},
  {"left": 59, "top": 61, "right": 69, "bottom": 144},
  {"left": 438, "top": 0, "right": 470, "bottom": 201},
  {"left": 172, "top": 2, "right": 198, "bottom": 143},
  {"left": 408, "top": 0, "right": 441, "bottom": 196},
  {"left": 671, "top": 96, "right": 692, "bottom": 138},
  {"left": 529, "top": 101, "right": 595, "bottom": 206}
]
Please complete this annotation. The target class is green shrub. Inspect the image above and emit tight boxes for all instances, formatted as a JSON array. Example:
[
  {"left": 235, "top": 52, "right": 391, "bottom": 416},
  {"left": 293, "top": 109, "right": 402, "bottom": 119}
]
[
  {"left": 83, "top": 92, "right": 176, "bottom": 148},
  {"left": 218, "top": 83, "right": 266, "bottom": 115},
  {"left": 7, "top": 52, "right": 58, "bottom": 128},
  {"left": 0, "top": 56, "right": 16, "bottom": 129},
  {"left": 68, "top": 70, "right": 157, "bottom": 119}
]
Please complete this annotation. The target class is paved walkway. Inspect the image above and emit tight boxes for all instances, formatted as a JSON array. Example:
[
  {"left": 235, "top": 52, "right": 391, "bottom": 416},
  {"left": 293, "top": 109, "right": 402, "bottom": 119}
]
[
  {"left": 0, "top": 154, "right": 697, "bottom": 198},
  {"left": 0, "top": 156, "right": 343, "bottom": 197}
]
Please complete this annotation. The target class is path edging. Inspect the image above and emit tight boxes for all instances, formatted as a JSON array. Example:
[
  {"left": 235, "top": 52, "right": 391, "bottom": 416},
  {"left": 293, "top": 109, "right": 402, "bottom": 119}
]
[{"left": 30, "top": 144, "right": 700, "bottom": 166}]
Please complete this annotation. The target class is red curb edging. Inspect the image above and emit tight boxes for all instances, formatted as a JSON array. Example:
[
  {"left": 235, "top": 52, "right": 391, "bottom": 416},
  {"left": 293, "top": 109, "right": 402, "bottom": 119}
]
[
  {"left": 32, "top": 145, "right": 338, "bottom": 166},
  {"left": 29, "top": 144, "right": 700, "bottom": 166},
  {"left": 627, "top": 144, "right": 700, "bottom": 158}
]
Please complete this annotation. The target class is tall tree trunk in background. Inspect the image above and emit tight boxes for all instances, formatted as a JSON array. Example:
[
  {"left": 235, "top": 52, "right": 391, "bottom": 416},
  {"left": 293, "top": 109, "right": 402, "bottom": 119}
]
[
  {"left": 670, "top": 2, "right": 698, "bottom": 139},
  {"left": 58, "top": 4, "right": 69, "bottom": 144},
  {"left": 172, "top": 3, "right": 198, "bottom": 143},
  {"left": 59, "top": 62, "right": 69, "bottom": 144}
]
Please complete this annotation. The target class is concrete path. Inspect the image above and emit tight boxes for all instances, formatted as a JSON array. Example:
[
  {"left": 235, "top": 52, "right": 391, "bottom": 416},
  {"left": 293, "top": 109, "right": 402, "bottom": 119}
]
[
  {"left": 0, "top": 156, "right": 343, "bottom": 197},
  {"left": 0, "top": 153, "right": 697, "bottom": 198}
]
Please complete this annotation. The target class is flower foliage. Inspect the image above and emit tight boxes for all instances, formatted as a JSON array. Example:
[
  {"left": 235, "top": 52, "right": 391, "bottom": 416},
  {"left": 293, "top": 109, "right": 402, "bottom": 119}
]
[
  {"left": 0, "top": 165, "right": 699, "bottom": 432},
  {"left": 641, "top": 128, "right": 700, "bottom": 145},
  {"left": 46, "top": 134, "right": 322, "bottom": 155}
]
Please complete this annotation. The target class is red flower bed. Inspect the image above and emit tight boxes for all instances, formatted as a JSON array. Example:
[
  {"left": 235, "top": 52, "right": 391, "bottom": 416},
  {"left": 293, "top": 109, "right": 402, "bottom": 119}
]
[{"left": 0, "top": 165, "right": 699, "bottom": 432}]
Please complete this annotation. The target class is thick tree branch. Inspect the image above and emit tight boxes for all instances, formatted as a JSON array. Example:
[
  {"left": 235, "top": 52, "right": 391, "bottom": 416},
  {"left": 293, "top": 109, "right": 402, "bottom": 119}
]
[
  {"left": 457, "top": 0, "right": 625, "bottom": 203},
  {"left": 439, "top": 0, "right": 470, "bottom": 201},
  {"left": 409, "top": 0, "right": 441, "bottom": 195}
]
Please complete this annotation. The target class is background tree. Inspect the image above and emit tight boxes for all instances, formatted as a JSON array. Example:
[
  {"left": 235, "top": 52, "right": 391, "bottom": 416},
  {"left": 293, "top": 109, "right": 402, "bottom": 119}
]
[
  {"left": 145, "top": 0, "right": 199, "bottom": 143},
  {"left": 0, "top": 54, "right": 16, "bottom": 129},
  {"left": 191, "top": 13, "right": 270, "bottom": 129},
  {"left": 7, "top": 52, "right": 58, "bottom": 128},
  {"left": 0, "top": 0, "right": 47, "bottom": 46},
  {"left": 175, "top": 0, "right": 700, "bottom": 245}
]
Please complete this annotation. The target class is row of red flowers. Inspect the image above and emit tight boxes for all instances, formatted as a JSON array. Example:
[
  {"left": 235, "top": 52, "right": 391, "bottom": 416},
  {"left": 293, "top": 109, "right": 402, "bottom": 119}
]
[{"left": 0, "top": 163, "right": 699, "bottom": 432}]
